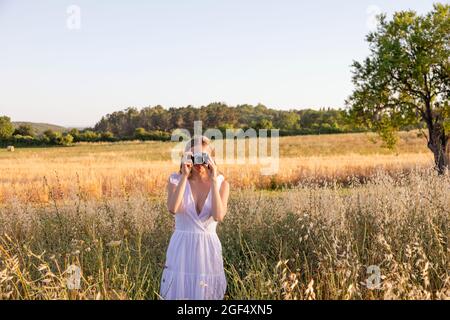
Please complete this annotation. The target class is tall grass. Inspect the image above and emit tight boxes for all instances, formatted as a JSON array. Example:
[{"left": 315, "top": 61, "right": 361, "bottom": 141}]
[
  {"left": 0, "top": 131, "right": 433, "bottom": 203},
  {"left": 0, "top": 169, "right": 448, "bottom": 300}
]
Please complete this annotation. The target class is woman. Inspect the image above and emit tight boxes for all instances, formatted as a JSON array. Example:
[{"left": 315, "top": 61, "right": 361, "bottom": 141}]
[{"left": 159, "top": 136, "right": 230, "bottom": 300}]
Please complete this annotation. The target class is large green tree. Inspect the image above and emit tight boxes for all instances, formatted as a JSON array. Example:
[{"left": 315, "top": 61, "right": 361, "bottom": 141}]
[
  {"left": 347, "top": 4, "right": 449, "bottom": 174},
  {"left": 0, "top": 116, "right": 14, "bottom": 140}
]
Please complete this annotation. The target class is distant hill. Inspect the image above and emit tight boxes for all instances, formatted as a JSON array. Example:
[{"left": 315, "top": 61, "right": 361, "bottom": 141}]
[{"left": 12, "top": 122, "right": 67, "bottom": 135}]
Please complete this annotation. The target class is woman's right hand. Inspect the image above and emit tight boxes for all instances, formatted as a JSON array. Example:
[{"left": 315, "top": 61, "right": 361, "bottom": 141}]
[{"left": 181, "top": 152, "right": 193, "bottom": 177}]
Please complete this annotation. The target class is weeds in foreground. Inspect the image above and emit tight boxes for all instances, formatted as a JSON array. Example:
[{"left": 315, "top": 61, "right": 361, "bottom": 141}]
[{"left": 0, "top": 169, "right": 448, "bottom": 300}]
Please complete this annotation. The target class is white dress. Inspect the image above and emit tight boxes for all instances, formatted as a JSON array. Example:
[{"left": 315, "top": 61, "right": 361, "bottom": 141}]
[{"left": 159, "top": 173, "right": 227, "bottom": 300}]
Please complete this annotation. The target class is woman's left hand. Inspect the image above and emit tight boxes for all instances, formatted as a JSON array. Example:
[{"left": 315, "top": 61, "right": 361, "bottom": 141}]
[{"left": 206, "top": 157, "right": 218, "bottom": 182}]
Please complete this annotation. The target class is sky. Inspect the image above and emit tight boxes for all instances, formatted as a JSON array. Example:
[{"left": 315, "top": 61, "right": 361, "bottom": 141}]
[{"left": 0, "top": 0, "right": 442, "bottom": 127}]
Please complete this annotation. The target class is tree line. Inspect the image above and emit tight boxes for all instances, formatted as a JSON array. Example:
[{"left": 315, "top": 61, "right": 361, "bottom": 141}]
[
  {"left": 0, "top": 117, "right": 74, "bottom": 147},
  {"left": 1, "top": 103, "right": 422, "bottom": 147},
  {"left": 92, "top": 103, "right": 369, "bottom": 141}
]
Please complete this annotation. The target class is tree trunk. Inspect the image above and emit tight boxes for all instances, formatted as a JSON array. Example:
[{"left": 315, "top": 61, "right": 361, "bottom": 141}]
[{"left": 428, "top": 126, "right": 449, "bottom": 175}]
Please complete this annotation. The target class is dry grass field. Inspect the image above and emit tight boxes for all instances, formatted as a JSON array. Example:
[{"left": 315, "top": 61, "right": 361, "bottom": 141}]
[
  {"left": 0, "top": 131, "right": 448, "bottom": 300},
  {"left": 0, "top": 131, "right": 432, "bottom": 203}
]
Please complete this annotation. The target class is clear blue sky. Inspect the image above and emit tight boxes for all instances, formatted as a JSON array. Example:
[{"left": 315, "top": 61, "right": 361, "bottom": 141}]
[{"left": 0, "top": 0, "right": 441, "bottom": 127}]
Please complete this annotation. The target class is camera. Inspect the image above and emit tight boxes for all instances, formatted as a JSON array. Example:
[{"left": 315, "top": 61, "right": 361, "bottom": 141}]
[{"left": 191, "top": 152, "right": 210, "bottom": 165}]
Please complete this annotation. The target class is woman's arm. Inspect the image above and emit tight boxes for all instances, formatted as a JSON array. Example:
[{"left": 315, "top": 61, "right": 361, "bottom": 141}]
[
  {"left": 210, "top": 178, "right": 230, "bottom": 222},
  {"left": 167, "top": 174, "right": 188, "bottom": 214},
  {"left": 207, "top": 159, "right": 230, "bottom": 222},
  {"left": 167, "top": 156, "right": 192, "bottom": 214}
]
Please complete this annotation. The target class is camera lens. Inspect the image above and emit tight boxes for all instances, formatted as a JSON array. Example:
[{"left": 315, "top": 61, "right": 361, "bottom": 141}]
[{"left": 194, "top": 154, "right": 203, "bottom": 164}]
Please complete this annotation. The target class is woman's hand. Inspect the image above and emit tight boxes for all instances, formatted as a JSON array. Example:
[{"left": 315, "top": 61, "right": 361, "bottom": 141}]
[
  {"left": 181, "top": 152, "right": 193, "bottom": 177},
  {"left": 206, "top": 157, "right": 218, "bottom": 181}
]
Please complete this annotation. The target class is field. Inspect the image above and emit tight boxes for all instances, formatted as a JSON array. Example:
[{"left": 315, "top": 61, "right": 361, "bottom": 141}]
[
  {"left": 0, "top": 131, "right": 449, "bottom": 300},
  {"left": 0, "top": 131, "right": 432, "bottom": 203}
]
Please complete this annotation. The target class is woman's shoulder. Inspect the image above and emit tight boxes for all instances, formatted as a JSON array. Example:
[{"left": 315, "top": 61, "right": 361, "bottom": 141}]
[
  {"left": 217, "top": 174, "right": 229, "bottom": 193},
  {"left": 217, "top": 174, "right": 226, "bottom": 184}
]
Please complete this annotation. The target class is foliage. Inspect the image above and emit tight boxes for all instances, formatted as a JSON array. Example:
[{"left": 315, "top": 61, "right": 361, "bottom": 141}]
[
  {"left": 347, "top": 4, "right": 450, "bottom": 172},
  {"left": 0, "top": 116, "right": 14, "bottom": 140},
  {"left": 134, "top": 127, "right": 170, "bottom": 141},
  {"left": 93, "top": 104, "right": 369, "bottom": 139},
  {"left": 13, "top": 124, "right": 35, "bottom": 137},
  {"left": 42, "top": 130, "right": 74, "bottom": 146}
]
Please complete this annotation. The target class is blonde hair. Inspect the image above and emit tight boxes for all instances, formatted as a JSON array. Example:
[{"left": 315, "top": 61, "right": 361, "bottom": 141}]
[{"left": 183, "top": 136, "right": 215, "bottom": 156}]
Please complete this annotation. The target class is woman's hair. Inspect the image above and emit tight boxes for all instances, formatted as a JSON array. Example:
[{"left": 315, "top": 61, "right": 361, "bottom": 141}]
[
  {"left": 183, "top": 136, "right": 215, "bottom": 156},
  {"left": 179, "top": 136, "right": 217, "bottom": 176}
]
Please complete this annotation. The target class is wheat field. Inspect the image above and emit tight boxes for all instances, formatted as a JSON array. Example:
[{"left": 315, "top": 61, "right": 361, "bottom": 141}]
[
  {"left": 0, "top": 131, "right": 449, "bottom": 300},
  {"left": 0, "top": 131, "right": 432, "bottom": 203}
]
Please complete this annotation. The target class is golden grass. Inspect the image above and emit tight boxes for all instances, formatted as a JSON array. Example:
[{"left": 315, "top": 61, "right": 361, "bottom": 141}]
[
  {"left": 0, "top": 131, "right": 448, "bottom": 300},
  {"left": 0, "top": 131, "right": 434, "bottom": 203},
  {"left": 0, "top": 169, "right": 448, "bottom": 299}
]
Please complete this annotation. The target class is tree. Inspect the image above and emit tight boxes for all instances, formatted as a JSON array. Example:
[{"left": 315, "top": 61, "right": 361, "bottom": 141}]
[
  {"left": 69, "top": 128, "right": 81, "bottom": 142},
  {"left": 254, "top": 119, "right": 274, "bottom": 130},
  {"left": 275, "top": 111, "right": 300, "bottom": 130},
  {"left": 59, "top": 134, "right": 74, "bottom": 146},
  {"left": 92, "top": 103, "right": 366, "bottom": 139},
  {"left": 42, "top": 129, "right": 60, "bottom": 144},
  {"left": 0, "top": 116, "right": 14, "bottom": 140},
  {"left": 299, "top": 110, "right": 322, "bottom": 129},
  {"left": 347, "top": 4, "right": 450, "bottom": 174},
  {"left": 14, "top": 124, "right": 35, "bottom": 137},
  {"left": 135, "top": 127, "right": 148, "bottom": 140}
]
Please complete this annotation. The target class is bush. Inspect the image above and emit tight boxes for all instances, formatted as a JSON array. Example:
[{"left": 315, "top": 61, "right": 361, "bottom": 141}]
[
  {"left": 78, "top": 130, "right": 101, "bottom": 142},
  {"left": 101, "top": 131, "right": 117, "bottom": 142},
  {"left": 135, "top": 128, "right": 170, "bottom": 141}
]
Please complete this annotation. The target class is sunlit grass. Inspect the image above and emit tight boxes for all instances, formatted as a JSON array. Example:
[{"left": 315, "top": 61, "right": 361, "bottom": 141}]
[
  {"left": 0, "top": 169, "right": 448, "bottom": 300},
  {"left": 0, "top": 131, "right": 447, "bottom": 300},
  {"left": 0, "top": 131, "right": 433, "bottom": 204}
]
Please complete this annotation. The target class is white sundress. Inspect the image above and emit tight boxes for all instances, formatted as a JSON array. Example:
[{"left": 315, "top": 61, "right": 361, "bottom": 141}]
[{"left": 159, "top": 173, "right": 227, "bottom": 300}]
